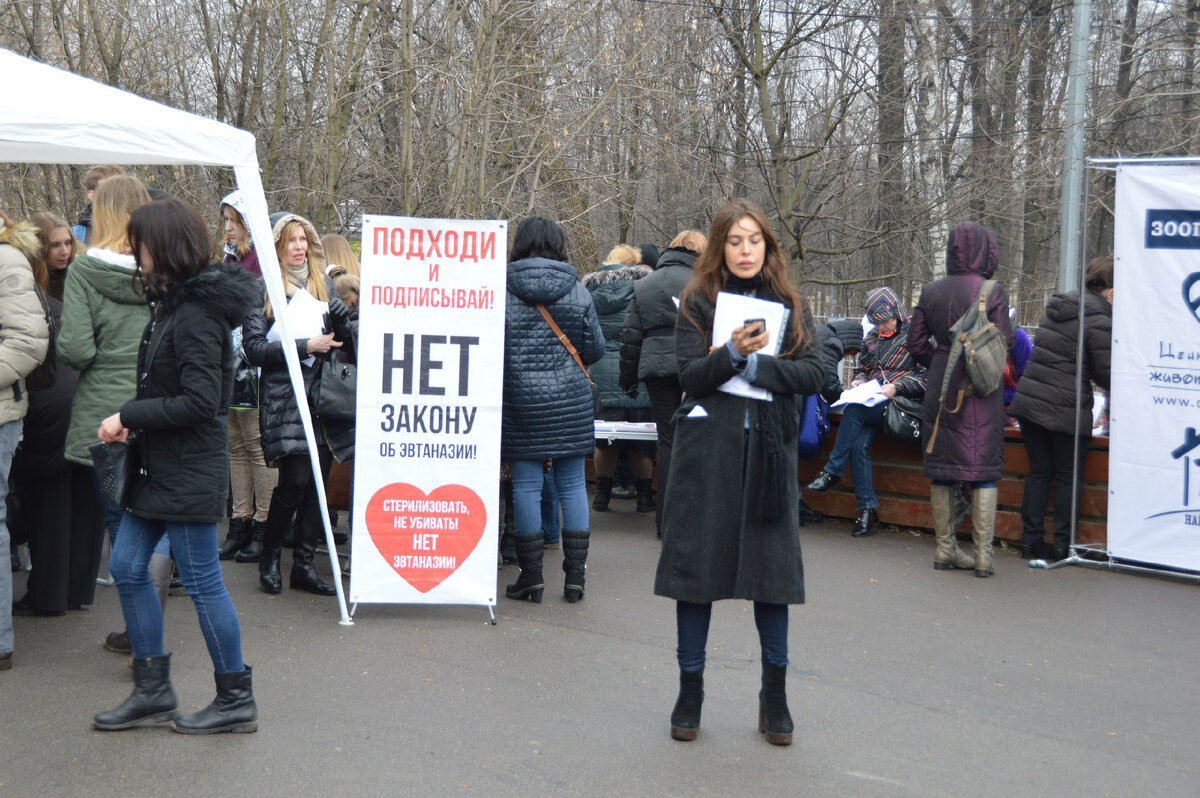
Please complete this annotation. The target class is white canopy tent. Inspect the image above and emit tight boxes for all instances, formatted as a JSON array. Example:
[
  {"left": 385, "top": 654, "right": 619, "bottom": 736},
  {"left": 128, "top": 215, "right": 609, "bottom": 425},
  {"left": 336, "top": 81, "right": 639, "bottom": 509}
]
[{"left": 0, "top": 48, "right": 353, "bottom": 623}]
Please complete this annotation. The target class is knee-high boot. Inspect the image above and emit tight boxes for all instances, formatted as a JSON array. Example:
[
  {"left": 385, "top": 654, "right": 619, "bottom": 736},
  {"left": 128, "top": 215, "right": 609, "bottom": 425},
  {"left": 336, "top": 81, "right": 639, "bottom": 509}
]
[
  {"left": 971, "top": 486, "right": 998, "bottom": 578},
  {"left": 561, "top": 529, "right": 589, "bottom": 603},
  {"left": 758, "top": 662, "right": 793, "bottom": 746},
  {"left": 505, "top": 532, "right": 545, "bottom": 602},
  {"left": 931, "top": 485, "right": 974, "bottom": 570},
  {"left": 93, "top": 654, "right": 178, "bottom": 730},
  {"left": 290, "top": 527, "right": 337, "bottom": 596}
]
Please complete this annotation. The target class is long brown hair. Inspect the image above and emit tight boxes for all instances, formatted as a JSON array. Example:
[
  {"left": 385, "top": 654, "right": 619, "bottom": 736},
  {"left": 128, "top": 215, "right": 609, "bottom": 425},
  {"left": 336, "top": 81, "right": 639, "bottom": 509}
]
[{"left": 680, "top": 198, "right": 807, "bottom": 355}]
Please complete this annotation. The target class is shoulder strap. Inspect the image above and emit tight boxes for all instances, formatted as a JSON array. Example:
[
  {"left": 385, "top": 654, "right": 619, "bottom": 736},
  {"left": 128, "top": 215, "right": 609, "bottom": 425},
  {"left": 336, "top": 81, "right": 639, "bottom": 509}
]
[
  {"left": 536, "top": 303, "right": 592, "bottom": 383},
  {"left": 975, "top": 279, "right": 997, "bottom": 315}
]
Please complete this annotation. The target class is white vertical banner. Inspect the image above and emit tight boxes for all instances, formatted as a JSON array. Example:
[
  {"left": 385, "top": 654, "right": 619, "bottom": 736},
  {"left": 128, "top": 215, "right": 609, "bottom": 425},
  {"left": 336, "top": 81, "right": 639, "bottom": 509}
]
[
  {"left": 1110, "top": 164, "right": 1200, "bottom": 571},
  {"left": 350, "top": 215, "right": 507, "bottom": 605}
]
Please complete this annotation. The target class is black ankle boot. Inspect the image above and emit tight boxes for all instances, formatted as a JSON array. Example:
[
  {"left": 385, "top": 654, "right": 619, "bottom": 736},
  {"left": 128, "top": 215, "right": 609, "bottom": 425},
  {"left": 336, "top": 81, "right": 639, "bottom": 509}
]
[
  {"left": 805, "top": 470, "right": 840, "bottom": 492},
  {"left": 851, "top": 508, "right": 878, "bottom": 537},
  {"left": 758, "top": 662, "right": 793, "bottom": 746},
  {"left": 592, "top": 477, "right": 613, "bottom": 512},
  {"left": 235, "top": 519, "right": 264, "bottom": 563},
  {"left": 172, "top": 667, "right": 258, "bottom": 734},
  {"left": 93, "top": 654, "right": 178, "bottom": 730},
  {"left": 635, "top": 478, "right": 656, "bottom": 514},
  {"left": 561, "top": 529, "right": 589, "bottom": 603},
  {"left": 797, "top": 498, "right": 824, "bottom": 525},
  {"left": 290, "top": 536, "right": 337, "bottom": 596},
  {"left": 505, "top": 532, "right": 545, "bottom": 602},
  {"left": 219, "top": 518, "right": 251, "bottom": 560},
  {"left": 670, "top": 669, "right": 704, "bottom": 741},
  {"left": 258, "top": 544, "right": 282, "bottom": 594}
]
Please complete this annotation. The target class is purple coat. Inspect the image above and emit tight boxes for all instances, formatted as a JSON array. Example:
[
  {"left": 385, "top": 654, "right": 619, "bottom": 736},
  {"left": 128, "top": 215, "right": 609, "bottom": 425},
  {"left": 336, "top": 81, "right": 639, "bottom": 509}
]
[{"left": 908, "top": 222, "right": 1015, "bottom": 482}]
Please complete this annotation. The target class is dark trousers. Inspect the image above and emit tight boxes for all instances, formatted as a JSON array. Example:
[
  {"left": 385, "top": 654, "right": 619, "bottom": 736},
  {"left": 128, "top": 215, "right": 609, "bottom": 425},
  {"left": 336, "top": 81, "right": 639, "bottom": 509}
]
[
  {"left": 676, "top": 600, "right": 789, "bottom": 672},
  {"left": 265, "top": 447, "right": 333, "bottom": 551},
  {"left": 644, "top": 376, "right": 683, "bottom": 534},
  {"left": 21, "top": 464, "right": 105, "bottom": 611},
  {"left": 1017, "top": 418, "right": 1089, "bottom": 551}
]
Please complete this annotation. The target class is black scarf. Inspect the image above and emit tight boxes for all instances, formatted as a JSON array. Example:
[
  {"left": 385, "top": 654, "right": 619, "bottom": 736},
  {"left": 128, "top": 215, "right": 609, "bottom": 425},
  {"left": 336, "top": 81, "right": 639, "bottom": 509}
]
[{"left": 723, "top": 272, "right": 797, "bottom": 523}]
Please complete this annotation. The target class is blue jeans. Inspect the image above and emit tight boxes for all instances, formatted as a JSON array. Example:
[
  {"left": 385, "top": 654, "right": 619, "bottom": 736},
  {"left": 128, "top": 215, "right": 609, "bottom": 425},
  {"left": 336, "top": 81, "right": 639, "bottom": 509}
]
[
  {"left": 541, "top": 468, "right": 561, "bottom": 543},
  {"left": 510, "top": 456, "right": 588, "bottom": 538},
  {"left": 0, "top": 419, "right": 20, "bottom": 654},
  {"left": 825, "top": 403, "right": 885, "bottom": 510},
  {"left": 109, "top": 512, "right": 244, "bottom": 672},
  {"left": 88, "top": 466, "right": 171, "bottom": 559},
  {"left": 676, "top": 600, "right": 789, "bottom": 672}
]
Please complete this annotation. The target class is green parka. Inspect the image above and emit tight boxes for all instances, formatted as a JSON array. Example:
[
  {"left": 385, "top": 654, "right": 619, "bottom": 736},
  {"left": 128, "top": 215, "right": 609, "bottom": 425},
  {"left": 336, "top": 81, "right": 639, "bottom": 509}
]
[{"left": 57, "top": 249, "right": 151, "bottom": 467}]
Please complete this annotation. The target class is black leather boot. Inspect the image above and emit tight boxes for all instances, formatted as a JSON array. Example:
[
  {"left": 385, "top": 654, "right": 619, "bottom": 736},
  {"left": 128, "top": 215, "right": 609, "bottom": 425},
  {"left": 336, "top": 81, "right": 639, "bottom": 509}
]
[
  {"left": 219, "top": 518, "right": 251, "bottom": 560},
  {"left": 592, "top": 478, "right": 613, "bottom": 512},
  {"left": 805, "top": 470, "right": 840, "bottom": 492},
  {"left": 561, "top": 529, "right": 589, "bottom": 603},
  {"left": 505, "top": 532, "right": 545, "bottom": 602},
  {"left": 235, "top": 519, "right": 264, "bottom": 563},
  {"left": 635, "top": 478, "right": 656, "bottom": 514},
  {"left": 290, "top": 535, "right": 337, "bottom": 596},
  {"left": 851, "top": 508, "right": 878, "bottom": 537},
  {"left": 93, "top": 654, "right": 178, "bottom": 730},
  {"left": 758, "top": 662, "right": 793, "bottom": 746},
  {"left": 670, "top": 668, "right": 704, "bottom": 741},
  {"left": 172, "top": 667, "right": 258, "bottom": 734},
  {"left": 797, "top": 498, "right": 824, "bottom": 525},
  {"left": 258, "top": 544, "right": 282, "bottom": 594}
]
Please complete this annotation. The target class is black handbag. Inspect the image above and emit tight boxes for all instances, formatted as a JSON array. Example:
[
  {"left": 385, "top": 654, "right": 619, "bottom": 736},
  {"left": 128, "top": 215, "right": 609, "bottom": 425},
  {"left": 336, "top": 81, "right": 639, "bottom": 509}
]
[
  {"left": 309, "top": 354, "right": 357, "bottom": 422},
  {"left": 883, "top": 395, "right": 924, "bottom": 446},
  {"left": 89, "top": 436, "right": 140, "bottom": 507}
]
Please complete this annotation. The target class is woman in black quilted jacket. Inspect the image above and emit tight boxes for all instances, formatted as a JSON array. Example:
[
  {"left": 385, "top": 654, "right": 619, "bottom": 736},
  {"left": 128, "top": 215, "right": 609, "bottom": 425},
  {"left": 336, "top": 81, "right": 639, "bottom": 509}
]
[
  {"left": 93, "top": 198, "right": 259, "bottom": 734},
  {"left": 501, "top": 217, "right": 604, "bottom": 603},
  {"left": 1009, "top": 257, "right": 1113, "bottom": 561}
]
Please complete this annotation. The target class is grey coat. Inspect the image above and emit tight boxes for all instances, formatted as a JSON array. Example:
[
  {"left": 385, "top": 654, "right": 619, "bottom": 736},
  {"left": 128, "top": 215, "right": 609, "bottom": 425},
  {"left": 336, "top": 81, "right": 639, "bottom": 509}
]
[{"left": 654, "top": 289, "right": 824, "bottom": 605}]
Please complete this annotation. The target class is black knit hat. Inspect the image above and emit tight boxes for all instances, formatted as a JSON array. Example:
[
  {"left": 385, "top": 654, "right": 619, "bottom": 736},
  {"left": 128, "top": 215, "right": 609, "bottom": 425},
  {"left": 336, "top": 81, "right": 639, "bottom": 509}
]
[{"left": 637, "top": 243, "right": 660, "bottom": 268}]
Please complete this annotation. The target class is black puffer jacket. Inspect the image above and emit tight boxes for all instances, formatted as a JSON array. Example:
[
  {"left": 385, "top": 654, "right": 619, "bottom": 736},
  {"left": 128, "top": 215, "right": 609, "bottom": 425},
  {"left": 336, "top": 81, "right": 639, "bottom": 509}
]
[
  {"left": 1009, "top": 289, "right": 1112, "bottom": 435},
  {"left": 242, "top": 294, "right": 356, "bottom": 466},
  {"left": 814, "top": 321, "right": 848, "bottom": 403},
  {"left": 120, "top": 264, "right": 259, "bottom": 522},
  {"left": 502, "top": 257, "right": 604, "bottom": 460},
  {"left": 619, "top": 247, "right": 696, "bottom": 393}
]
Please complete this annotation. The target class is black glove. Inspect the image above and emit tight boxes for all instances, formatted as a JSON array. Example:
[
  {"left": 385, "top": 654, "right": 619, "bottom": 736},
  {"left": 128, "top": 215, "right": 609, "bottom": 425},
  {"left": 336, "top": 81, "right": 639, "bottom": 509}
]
[
  {"left": 621, "top": 381, "right": 639, "bottom": 400},
  {"left": 327, "top": 295, "right": 351, "bottom": 325}
]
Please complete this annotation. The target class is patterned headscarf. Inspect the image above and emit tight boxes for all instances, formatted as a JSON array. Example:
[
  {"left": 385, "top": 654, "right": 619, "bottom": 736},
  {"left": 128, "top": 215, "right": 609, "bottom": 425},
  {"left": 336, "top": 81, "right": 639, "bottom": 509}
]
[{"left": 864, "top": 286, "right": 906, "bottom": 325}]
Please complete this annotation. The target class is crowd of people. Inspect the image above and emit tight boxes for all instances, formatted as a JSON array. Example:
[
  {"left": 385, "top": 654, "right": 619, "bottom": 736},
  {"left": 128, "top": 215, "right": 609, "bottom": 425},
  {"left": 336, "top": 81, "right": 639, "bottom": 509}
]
[{"left": 2, "top": 170, "right": 1113, "bottom": 746}]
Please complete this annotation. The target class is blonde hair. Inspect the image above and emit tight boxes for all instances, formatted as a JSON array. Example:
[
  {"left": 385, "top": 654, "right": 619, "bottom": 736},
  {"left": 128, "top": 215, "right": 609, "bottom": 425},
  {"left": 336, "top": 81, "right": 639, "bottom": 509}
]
[
  {"left": 321, "top": 233, "right": 361, "bottom": 277},
  {"left": 669, "top": 229, "right": 707, "bottom": 254},
  {"left": 90, "top": 175, "right": 151, "bottom": 252},
  {"left": 603, "top": 244, "right": 640, "bottom": 266},
  {"left": 333, "top": 271, "right": 360, "bottom": 309},
  {"left": 265, "top": 218, "right": 327, "bottom": 319}
]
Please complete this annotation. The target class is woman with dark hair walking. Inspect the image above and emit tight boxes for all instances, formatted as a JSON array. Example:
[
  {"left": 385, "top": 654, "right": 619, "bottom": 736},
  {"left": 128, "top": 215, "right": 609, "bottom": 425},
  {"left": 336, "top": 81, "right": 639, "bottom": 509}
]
[
  {"left": 93, "top": 197, "right": 260, "bottom": 733},
  {"left": 501, "top": 216, "right": 604, "bottom": 603},
  {"left": 655, "top": 199, "right": 824, "bottom": 745}
]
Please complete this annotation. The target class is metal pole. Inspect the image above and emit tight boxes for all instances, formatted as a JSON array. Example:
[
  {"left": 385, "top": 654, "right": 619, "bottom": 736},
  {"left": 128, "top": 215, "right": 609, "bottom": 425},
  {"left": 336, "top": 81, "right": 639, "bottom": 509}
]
[{"left": 1056, "top": 0, "right": 1093, "bottom": 293}]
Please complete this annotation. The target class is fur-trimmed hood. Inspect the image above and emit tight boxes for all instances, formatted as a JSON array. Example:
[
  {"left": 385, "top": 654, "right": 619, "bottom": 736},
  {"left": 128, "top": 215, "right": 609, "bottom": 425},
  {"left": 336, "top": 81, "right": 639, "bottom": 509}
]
[
  {"left": 158, "top": 262, "right": 261, "bottom": 329},
  {"left": 0, "top": 220, "right": 42, "bottom": 264},
  {"left": 581, "top": 263, "right": 652, "bottom": 288}
]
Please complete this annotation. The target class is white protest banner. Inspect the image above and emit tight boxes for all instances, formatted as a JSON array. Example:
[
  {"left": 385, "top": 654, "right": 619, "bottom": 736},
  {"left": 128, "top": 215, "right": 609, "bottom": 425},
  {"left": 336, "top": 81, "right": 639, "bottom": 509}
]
[
  {"left": 1110, "top": 163, "right": 1200, "bottom": 571},
  {"left": 350, "top": 216, "right": 507, "bottom": 605}
]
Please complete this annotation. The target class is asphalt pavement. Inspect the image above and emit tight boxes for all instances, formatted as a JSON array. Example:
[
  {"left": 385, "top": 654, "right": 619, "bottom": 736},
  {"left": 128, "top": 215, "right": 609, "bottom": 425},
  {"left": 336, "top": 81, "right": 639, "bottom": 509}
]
[{"left": 3, "top": 502, "right": 1198, "bottom": 798}]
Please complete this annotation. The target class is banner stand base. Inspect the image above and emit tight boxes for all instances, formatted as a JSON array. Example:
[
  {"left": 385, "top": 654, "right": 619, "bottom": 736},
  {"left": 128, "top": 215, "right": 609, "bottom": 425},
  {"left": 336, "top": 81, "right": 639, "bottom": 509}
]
[
  {"left": 341, "top": 602, "right": 498, "bottom": 624},
  {"left": 1029, "top": 543, "right": 1200, "bottom": 584}
]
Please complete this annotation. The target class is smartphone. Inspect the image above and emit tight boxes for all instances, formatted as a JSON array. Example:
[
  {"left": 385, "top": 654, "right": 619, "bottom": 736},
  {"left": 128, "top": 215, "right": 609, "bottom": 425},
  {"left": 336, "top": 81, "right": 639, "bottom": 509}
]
[{"left": 744, "top": 318, "right": 766, "bottom": 333}]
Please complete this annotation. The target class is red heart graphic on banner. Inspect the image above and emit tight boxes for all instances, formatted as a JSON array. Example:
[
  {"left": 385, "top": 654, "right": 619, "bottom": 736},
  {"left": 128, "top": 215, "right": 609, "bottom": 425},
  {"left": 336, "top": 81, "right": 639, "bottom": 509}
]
[{"left": 365, "top": 483, "right": 487, "bottom": 593}]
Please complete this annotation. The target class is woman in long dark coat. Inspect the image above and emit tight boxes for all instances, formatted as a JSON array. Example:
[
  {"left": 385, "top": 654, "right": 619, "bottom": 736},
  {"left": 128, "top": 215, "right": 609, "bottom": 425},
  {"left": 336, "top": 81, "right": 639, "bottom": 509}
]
[
  {"left": 908, "top": 222, "right": 1015, "bottom": 577},
  {"left": 654, "top": 199, "right": 824, "bottom": 746}
]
